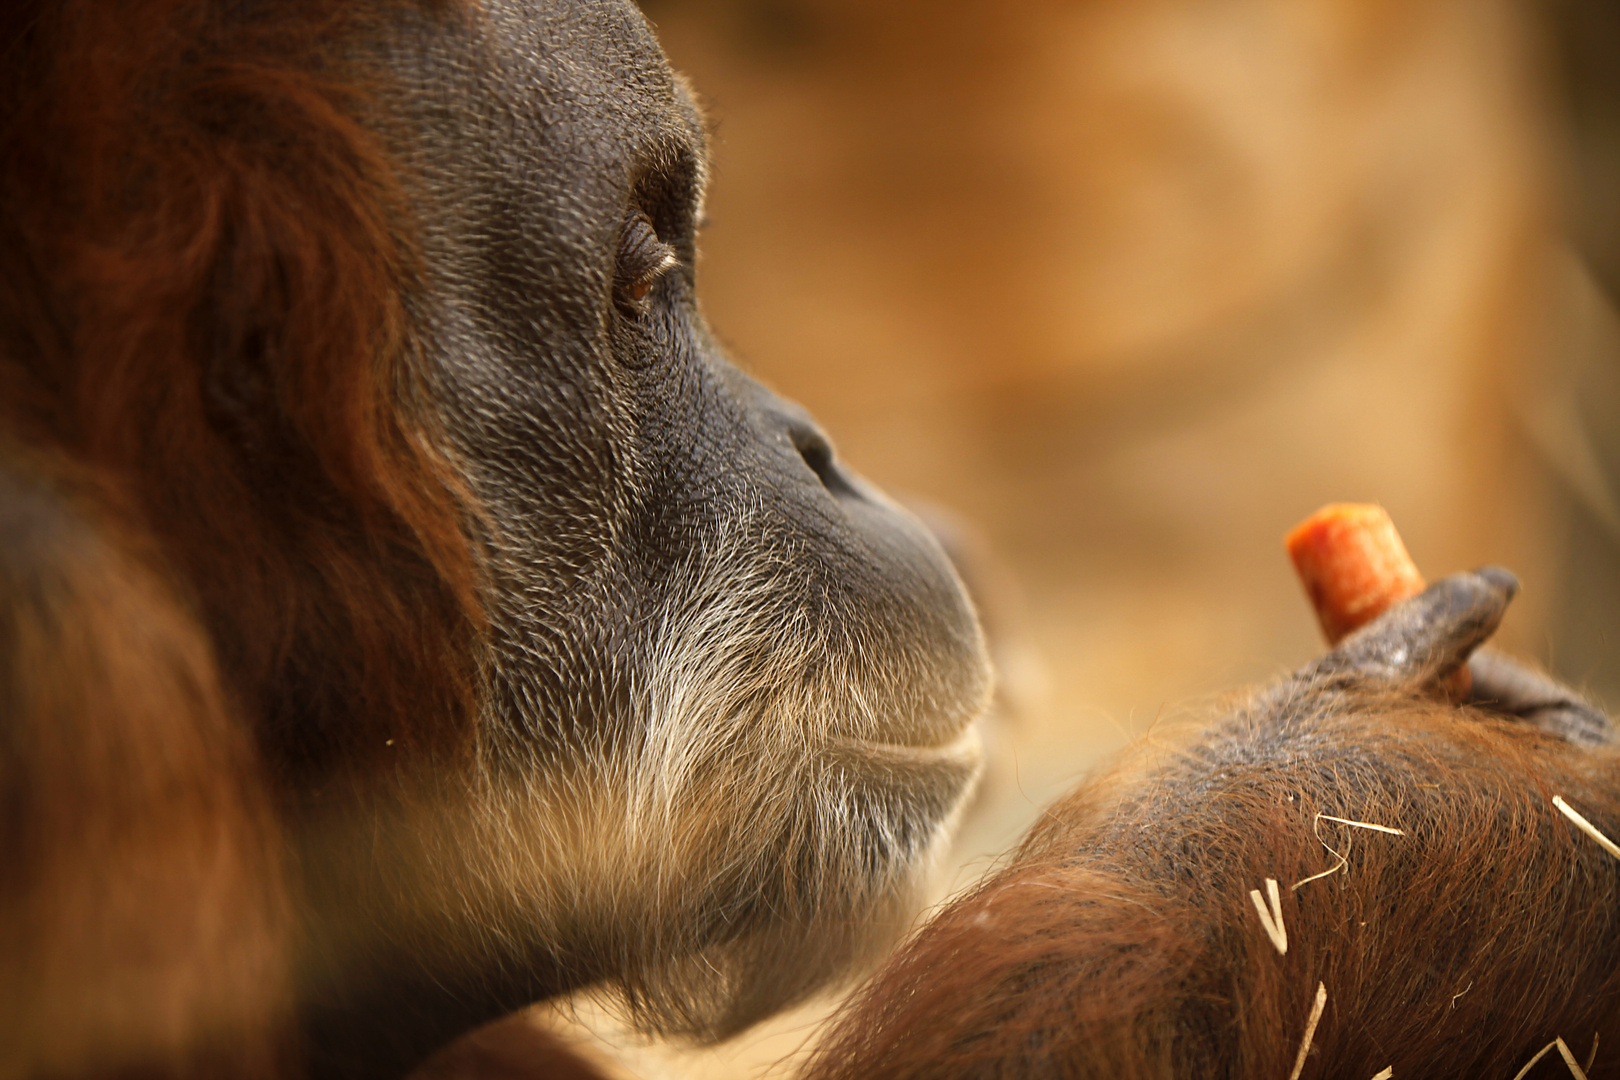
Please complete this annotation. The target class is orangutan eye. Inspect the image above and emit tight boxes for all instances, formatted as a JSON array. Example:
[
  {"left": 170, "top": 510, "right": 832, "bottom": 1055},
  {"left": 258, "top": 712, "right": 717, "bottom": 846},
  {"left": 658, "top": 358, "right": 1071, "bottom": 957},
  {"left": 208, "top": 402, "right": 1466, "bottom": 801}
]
[{"left": 615, "top": 213, "right": 678, "bottom": 314}]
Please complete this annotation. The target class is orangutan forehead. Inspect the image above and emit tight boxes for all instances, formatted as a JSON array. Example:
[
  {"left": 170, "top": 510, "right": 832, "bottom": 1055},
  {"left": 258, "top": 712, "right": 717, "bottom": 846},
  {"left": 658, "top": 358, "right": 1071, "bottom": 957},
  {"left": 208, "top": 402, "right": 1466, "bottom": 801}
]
[
  {"left": 450, "top": 0, "right": 710, "bottom": 209},
  {"left": 474, "top": 0, "right": 704, "bottom": 137}
]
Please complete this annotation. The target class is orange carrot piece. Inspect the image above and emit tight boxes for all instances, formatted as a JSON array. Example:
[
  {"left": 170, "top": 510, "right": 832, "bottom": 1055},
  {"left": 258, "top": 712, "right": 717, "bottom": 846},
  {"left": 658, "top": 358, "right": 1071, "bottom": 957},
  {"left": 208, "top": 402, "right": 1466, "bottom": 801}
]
[
  {"left": 1286, "top": 503, "right": 1471, "bottom": 697},
  {"left": 1285, "top": 504, "right": 1425, "bottom": 646}
]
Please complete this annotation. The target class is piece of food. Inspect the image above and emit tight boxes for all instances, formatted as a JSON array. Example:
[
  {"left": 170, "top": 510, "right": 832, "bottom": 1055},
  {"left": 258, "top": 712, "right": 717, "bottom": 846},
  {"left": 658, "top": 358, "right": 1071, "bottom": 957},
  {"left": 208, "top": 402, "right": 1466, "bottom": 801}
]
[
  {"left": 1285, "top": 503, "right": 1426, "bottom": 645},
  {"left": 1286, "top": 503, "right": 1473, "bottom": 697}
]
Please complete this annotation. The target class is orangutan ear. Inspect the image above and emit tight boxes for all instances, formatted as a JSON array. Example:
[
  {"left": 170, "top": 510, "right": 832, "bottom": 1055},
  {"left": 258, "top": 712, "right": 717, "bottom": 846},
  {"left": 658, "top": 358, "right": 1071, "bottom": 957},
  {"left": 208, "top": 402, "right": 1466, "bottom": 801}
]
[
  {"left": 198, "top": 242, "right": 296, "bottom": 475},
  {"left": 204, "top": 324, "right": 278, "bottom": 463}
]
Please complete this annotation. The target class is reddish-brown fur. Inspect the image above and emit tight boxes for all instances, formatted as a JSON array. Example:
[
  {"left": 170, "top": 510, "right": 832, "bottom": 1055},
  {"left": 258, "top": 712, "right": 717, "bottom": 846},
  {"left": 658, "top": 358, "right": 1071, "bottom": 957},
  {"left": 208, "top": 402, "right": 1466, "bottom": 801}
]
[
  {"left": 805, "top": 689, "right": 1620, "bottom": 1079},
  {"left": 1, "top": 0, "right": 480, "bottom": 782},
  {"left": 1, "top": 0, "right": 479, "bottom": 1073}
]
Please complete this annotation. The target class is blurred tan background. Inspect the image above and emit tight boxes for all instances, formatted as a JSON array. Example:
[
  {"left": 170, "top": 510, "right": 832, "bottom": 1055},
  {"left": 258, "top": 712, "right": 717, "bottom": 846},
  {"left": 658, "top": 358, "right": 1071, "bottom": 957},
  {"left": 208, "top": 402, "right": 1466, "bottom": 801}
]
[{"left": 542, "top": 0, "right": 1620, "bottom": 1074}]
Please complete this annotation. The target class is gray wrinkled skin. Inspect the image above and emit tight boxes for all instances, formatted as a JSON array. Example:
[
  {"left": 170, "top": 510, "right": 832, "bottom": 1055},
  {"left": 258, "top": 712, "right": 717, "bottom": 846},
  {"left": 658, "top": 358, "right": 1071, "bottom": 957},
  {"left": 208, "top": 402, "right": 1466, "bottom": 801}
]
[{"left": 305, "top": 3, "right": 992, "bottom": 1076}]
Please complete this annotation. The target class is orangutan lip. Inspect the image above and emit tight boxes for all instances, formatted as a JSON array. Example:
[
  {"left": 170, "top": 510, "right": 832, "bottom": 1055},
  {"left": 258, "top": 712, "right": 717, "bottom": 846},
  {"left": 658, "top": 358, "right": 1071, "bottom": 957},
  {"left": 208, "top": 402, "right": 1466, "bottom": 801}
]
[{"left": 825, "top": 722, "right": 984, "bottom": 768}]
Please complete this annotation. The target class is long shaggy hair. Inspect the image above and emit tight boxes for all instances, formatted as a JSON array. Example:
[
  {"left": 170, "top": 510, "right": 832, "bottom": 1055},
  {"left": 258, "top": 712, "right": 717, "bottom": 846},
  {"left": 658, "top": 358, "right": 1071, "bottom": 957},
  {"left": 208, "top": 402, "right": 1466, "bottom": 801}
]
[
  {"left": 0, "top": 1, "right": 479, "bottom": 1072},
  {"left": 1, "top": 0, "right": 481, "bottom": 782}
]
